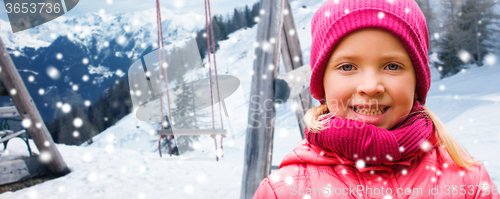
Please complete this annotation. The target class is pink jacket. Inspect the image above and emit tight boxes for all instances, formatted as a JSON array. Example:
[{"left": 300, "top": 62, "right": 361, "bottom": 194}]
[{"left": 253, "top": 136, "right": 498, "bottom": 199}]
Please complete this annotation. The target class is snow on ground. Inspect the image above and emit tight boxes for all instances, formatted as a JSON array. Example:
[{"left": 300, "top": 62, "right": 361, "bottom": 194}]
[{"left": 1, "top": 0, "right": 499, "bottom": 198}]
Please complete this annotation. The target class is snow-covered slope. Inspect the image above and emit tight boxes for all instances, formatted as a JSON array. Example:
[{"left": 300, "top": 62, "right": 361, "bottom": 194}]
[{"left": 1, "top": 0, "right": 499, "bottom": 198}]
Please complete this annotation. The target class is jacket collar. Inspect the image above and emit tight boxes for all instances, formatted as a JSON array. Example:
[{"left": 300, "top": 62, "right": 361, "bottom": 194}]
[{"left": 279, "top": 129, "right": 440, "bottom": 172}]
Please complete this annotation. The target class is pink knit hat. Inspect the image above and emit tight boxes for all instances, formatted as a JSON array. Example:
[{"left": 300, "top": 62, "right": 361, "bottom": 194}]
[{"left": 310, "top": 0, "right": 431, "bottom": 105}]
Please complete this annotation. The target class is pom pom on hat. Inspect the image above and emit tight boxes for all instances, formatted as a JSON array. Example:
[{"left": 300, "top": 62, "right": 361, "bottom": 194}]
[{"left": 309, "top": 0, "right": 431, "bottom": 104}]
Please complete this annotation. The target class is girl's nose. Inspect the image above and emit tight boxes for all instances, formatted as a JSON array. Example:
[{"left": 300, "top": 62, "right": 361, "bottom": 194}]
[{"left": 356, "top": 71, "right": 385, "bottom": 96}]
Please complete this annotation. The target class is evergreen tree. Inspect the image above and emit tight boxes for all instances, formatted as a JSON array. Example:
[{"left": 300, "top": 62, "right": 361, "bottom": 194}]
[
  {"left": 436, "top": 0, "right": 465, "bottom": 77},
  {"left": 455, "top": 0, "right": 499, "bottom": 66},
  {"left": 436, "top": 0, "right": 499, "bottom": 77}
]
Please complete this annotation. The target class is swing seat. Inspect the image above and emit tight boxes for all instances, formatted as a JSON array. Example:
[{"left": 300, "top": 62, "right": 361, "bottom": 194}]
[{"left": 157, "top": 129, "right": 226, "bottom": 136}]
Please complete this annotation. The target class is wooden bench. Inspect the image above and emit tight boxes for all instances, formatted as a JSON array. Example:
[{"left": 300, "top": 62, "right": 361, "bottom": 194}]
[{"left": 0, "top": 106, "right": 33, "bottom": 156}]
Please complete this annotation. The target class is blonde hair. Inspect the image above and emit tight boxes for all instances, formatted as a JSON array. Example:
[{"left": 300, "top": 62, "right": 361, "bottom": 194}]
[{"left": 304, "top": 104, "right": 481, "bottom": 169}]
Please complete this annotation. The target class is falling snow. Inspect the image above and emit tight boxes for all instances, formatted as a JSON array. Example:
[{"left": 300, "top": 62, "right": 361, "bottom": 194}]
[
  {"left": 73, "top": 118, "right": 83, "bottom": 128},
  {"left": 62, "top": 103, "right": 71, "bottom": 113},
  {"left": 47, "top": 66, "right": 61, "bottom": 80},
  {"left": 458, "top": 50, "right": 471, "bottom": 63},
  {"left": 378, "top": 12, "right": 385, "bottom": 19}
]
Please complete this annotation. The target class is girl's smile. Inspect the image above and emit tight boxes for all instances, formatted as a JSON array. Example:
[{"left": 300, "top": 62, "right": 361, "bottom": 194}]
[{"left": 323, "top": 28, "right": 417, "bottom": 129}]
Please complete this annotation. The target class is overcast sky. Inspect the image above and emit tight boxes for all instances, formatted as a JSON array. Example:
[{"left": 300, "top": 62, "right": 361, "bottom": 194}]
[{"left": 0, "top": 0, "right": 259, "bottom": 22}]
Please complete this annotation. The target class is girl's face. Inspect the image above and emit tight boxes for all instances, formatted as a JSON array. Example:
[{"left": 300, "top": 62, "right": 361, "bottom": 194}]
[{"left": 323, "top": 28, "right": 417, "bottom": 129}]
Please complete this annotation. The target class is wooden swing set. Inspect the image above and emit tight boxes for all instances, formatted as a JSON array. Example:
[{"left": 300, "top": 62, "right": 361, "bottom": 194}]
[{"left": 154, "top": 0, "right": 228, "bottom": 161}]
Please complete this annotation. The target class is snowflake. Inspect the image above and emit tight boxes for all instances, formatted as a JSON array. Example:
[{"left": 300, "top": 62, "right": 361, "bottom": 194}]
[
  {"left": 386, "top": 0, "right": 395, "bottom": 4},
  {"left": 283, "top": 9, "right": 289, "bottom": 16},
  {"left": 484, "top": 54, "right": 497, "bottom": 66},
  {"left": 82, "top": 75, "right": 89, "bottom": 82},
  {"left": 378, "top": 12, "right": 385, "bottom": 19},
  {"left": 193, "top": 142, "right": 202, "bottom": 149},
  {"left": 82, "top": 153, "right": 92, "bottom": 162},
  {"left": 9, "top": 88, "right": 16, "bottom": 95},
  {"left": 117, "top": 36, "right": 128, "bottom": 46},
  {"left": 73, "top": 131, "right": 79, "bottom": 137},
  {"left": 46, "top": 66, "right": 61, "bottom": 80},
  {"left": 344, "top": 9, "right": 350, "bottom": 14},
  {"left": 35, "top": 123, "right": 42, "bottom": 129},
  {"left": 268, "top": 64, "right": 275, "bottom": 71},
  {"left": 105, "top": 144, "right": 114, "bottom": 153},
  {"left": 269, "top": 37, "right": 276, "bottom": 44},
  {"left": 22, "top": 118, "right": 32, "bottom": 128},
  {"left": 458, "top": 50, "right": 471, "bottom": 63},
  {"left": 420, "top": 140, "right": 431, "bottom": 151},
  {"left": 121, "top": 167, "right": 128, "bottom": 173},
  {"left": 261, "top": 42, "right": 271, "bottom": 51},
  {"left": 324, "top": 11, "right": 331, "bottom": 17},
  {"left": 58, "top": 186, "right": 65, "bottom": 193},
  {"left": 439, "top": 85, "right": 445, "bottom": 91},
  {"left": 87, "top": 172, "right": 98, "bottom": 182},
  {"left": 254, "top": 17, "right": 260, "bottom": 22},
  {"left": 401, "top": 169, "right": 408, "bottom": 175},
  {"left": 106, "top": 0, "right": 112, "bottom": 4},
  {"left": 56, "top": 53, "right": 63, "bottom": 60},
  {"left": 289, "top": 29, "right": 296, "bottom": 36},
  {"left": 62, "top": 103, "right": 71, "bottom": 113},
  {"left": 72, "top": 85, "right": 79, "bottom": 91},
  {"left": 434, "top": 33, "right": 440, "bottom": 39},
  {"left": 405, "top": 8, "right": 410, "bottom": 14},
  {"left": 356, "top": 160, "right": 366, "bottom": 168},
  {"left": 73, "top": 118, "right": 83, "bottom": 128},
  {"left": 116, "top": 69, "right": 124, "bottom": 77},
  {"left": 39, "top": 151, "right": 52, "bottom": 163},
  {"left": 27, "top": 75, "right": 35, "bottom": 82}
]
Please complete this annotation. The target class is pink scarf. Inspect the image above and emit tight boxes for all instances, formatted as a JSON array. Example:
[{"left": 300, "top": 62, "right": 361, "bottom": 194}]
[{"left": 306, "top": 100, "right": 434, "bottom": 165}]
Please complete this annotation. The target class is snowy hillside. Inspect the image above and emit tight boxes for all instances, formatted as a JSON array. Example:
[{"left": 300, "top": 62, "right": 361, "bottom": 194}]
[{"left": 1, "top": 0, "right": 499, "bottom": 198}]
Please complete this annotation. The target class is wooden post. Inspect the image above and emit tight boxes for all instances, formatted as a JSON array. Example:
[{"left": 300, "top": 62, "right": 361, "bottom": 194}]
[
  {"left": 240, "top": 0, "right": 285, "bottom": 198},
  {"left": 280, "top": 0, "right": 313, "bottom": 139},
  {"left": 0, "top": 37, "right": 70, "bottom": 176}
]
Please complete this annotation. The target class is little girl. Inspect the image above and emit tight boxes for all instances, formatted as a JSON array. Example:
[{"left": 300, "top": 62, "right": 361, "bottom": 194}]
[{"left": 253, "top": 0, "right": 498, "bottom": 198}]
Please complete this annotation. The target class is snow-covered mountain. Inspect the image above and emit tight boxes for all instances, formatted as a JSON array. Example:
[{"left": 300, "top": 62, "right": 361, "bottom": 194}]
[
  {"left": 1, "top": 7, "right": 204, "bottom": 53},
  {"left": 0, "top": 7, "right": 205, "bottom": 121}
]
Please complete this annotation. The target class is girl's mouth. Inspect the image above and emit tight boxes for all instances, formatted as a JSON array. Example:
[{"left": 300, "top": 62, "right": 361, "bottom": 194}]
[
  {"left": 350, "top": 106, "right": 390, "bottom": 125},
  {"left": 352, "top": 107, "right": 388, "bottom": 116}
]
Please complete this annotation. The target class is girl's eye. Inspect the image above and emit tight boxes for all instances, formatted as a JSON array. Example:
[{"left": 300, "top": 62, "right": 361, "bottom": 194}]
[
  {"left": 386, "top": 63, "right": 401, "bottom": 70},
  {"left": 339, "top": 64, "right": 354, "bottom": 71}
]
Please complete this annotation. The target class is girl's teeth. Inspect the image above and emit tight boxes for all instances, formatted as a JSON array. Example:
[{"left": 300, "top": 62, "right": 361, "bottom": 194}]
[{"left": 354, "top": 107, "right": 386, "bottom": 115}]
